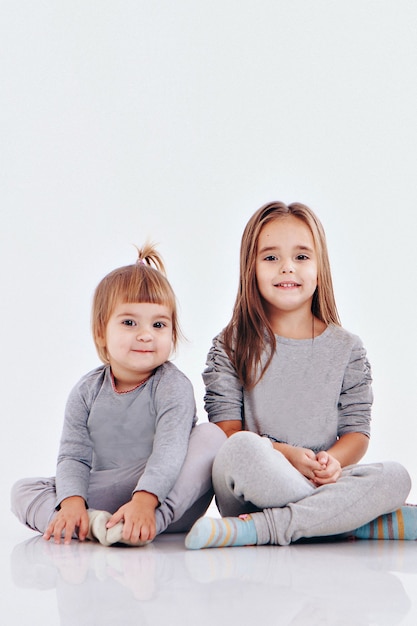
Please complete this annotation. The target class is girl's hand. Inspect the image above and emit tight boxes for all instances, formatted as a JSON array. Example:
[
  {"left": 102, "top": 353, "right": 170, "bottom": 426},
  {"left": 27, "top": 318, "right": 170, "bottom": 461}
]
[
  {"left": 311, "top": 451, "right": 342, "bottom": 485},
  {"left": 106, "top": 491, "right": 159, "bottom": 543},
  {"left": 43, "top": 496, "right": 89, "bottom": 544},
  {"left": 281, "top": 445, "right": 324, "bottom": 480}
]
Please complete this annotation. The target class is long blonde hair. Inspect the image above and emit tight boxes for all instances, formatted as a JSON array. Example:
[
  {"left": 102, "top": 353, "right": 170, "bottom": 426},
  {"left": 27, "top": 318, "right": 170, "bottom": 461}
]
[
  {"left": 92, "top": 243, "right": 179, "bottom": 363},
  {"left": 223, "top": 202, "right": 340, "bottom": 389}
]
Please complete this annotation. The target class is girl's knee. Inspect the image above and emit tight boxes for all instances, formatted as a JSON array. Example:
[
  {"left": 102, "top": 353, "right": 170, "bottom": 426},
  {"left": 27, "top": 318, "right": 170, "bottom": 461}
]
[
  {"left": 213, "top": 431, "right": 271, "bottom": 475},
  {"left": 382, "top": 461, "right": 411, "bottom": 502},
  {"left": 190, "top": 422, "right": 227, "bottom": 459},
  {"left": 354, "top": 461, "right": 412, "bottom": 508},
  {"left": 222, "top": 430, "right": 271, "bottom": 456},
  {"left": 10, "top": 478, "right": 32, "bottom": 521},
  {"left": 11, "top": 476, "right": 57, "bottom": 527},
  {"left": 193, "top": 422, "right": 227, "bottom": 445}
]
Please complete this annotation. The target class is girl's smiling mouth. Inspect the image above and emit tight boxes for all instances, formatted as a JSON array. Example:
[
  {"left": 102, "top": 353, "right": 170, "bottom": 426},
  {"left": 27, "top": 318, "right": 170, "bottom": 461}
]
[{"left": 275, "top": 282, "right": 301, "bottom": 288}]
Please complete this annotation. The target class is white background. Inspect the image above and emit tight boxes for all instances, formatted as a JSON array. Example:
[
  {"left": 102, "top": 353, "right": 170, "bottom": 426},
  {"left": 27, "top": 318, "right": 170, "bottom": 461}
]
[{"left": 1, "top": 0, "right": 417, "bottom": 512}]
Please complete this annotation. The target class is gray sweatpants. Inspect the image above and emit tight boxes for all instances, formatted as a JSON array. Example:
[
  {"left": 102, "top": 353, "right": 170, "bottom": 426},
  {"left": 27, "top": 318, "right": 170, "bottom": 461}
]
[
  {"left": 212, "top": 431, "right": 411, "bottom": 546},
  {"left": 11, "top": 422, "right": 226, "bottom": 538}
]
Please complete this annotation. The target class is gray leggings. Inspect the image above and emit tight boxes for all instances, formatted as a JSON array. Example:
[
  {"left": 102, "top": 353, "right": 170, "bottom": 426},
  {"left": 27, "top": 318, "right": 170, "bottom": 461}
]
[
  {"left": 212, "top": 431, "right": 411, "bottom": 546},
  {"left": 11, "top": 422, "right": 226, "bottom": 537}
]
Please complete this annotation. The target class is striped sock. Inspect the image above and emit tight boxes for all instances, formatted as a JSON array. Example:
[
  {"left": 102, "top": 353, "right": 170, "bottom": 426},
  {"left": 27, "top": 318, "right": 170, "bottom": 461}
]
[
  {"left": 185, "top": 515, "right": 257, "bottom": 550},
  {"left": 352, "top": 505, "right": 417, "bottom": 540}
]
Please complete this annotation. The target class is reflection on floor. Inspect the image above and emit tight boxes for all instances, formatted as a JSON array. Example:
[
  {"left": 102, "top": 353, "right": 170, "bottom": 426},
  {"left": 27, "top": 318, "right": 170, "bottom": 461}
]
[{"left": 4, "top": 522, "right": 417, "bottom": 626}]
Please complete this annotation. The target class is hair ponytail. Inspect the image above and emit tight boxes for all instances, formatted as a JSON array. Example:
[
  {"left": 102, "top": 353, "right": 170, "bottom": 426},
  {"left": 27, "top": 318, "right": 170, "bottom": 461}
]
[{"left": 135, "top": 242, "right": 167, "bottom": 274}]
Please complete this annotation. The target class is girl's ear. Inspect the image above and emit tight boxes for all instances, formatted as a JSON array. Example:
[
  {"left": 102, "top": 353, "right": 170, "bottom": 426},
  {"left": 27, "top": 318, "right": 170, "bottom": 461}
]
[{"left": 96, "top": 334, "right": 106, "bottom": 347}]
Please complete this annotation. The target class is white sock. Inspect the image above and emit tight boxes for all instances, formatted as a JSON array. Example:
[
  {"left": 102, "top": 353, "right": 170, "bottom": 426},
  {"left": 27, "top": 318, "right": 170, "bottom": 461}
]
[
  {"left": 87, "top": 510, "right": 112, "bottom": 546},
  {"left": 106, "top": 521, "right": 151, "bottom": 547}
]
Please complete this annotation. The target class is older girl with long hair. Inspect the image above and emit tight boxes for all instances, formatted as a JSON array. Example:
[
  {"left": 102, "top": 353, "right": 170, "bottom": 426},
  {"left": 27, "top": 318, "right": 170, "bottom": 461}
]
[{"left": 186, "top": 201, "right": 414, "bottom": 549}]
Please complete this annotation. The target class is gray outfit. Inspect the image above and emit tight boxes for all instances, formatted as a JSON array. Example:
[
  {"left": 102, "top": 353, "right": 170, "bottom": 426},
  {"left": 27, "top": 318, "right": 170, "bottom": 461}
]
[
  {"left": 203, "top": 326, "right": 411, "bottom": 545},
  {"left": 11, "top": 362, "right": 226, "bottom": 536}
]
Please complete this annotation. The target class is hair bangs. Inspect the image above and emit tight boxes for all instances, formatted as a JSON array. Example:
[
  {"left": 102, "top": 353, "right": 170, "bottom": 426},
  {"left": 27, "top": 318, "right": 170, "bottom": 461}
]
[{"left": 122, "top": 266, "right": 176, "bottom": 309}]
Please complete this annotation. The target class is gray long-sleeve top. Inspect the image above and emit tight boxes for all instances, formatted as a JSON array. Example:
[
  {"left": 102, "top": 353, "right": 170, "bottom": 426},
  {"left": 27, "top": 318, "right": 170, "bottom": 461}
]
[
  {"left": 203, "top": 324, "right": 373, "bottom": 454},
  {"left": 55, "top": 361, "right": 197, "bottom": 507}
]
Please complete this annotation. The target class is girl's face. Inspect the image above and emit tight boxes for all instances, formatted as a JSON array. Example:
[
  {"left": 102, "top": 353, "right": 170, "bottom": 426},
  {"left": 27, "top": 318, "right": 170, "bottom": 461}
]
[
  {"left": 255, "top": 216, "right": 319, "bottom": 324},
  {"left": 99, "top": 301, "right": 173, "bottom": 391}
]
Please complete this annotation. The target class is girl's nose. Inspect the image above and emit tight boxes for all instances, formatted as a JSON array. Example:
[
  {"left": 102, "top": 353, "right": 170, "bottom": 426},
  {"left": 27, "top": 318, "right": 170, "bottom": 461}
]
[
  {"left": 280, "top": 260, "right": 294, "bottom": 274},
  {"left": 136, "top": 330, "right": 152, "bottom": 341}
]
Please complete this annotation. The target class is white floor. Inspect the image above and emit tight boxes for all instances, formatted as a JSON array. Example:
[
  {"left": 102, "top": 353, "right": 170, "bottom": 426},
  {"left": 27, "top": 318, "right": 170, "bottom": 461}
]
[{"left": 2, "top": 502, "right": 417, "bottom": 626}]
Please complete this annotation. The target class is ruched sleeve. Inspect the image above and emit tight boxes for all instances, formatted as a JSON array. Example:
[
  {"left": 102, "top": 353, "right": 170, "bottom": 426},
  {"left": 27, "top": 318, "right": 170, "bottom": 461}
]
[
  {"left": 202, "top": 333, "right": 244, "bottom": 424},
  {"left": 338, "top": 336, "right": 373, "bottom": 438}
]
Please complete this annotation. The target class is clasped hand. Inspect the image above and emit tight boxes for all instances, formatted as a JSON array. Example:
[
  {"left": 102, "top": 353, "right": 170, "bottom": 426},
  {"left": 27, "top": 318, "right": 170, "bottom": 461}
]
[{"left": 284, "top": 446, "right": 342, "bottom": 485}]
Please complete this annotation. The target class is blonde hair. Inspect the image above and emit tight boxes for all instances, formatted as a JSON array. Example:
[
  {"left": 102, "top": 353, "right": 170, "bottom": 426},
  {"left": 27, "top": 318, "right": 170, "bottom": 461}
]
[
  {"left": 223, "top": 201, "right": 340, "bottom": 389},
  {"left": 92, "top": 243, "right": 179, "bottom": 363}
]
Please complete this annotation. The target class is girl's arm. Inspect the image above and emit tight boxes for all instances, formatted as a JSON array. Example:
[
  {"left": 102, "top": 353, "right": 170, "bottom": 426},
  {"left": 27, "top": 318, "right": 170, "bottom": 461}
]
[
  {"left": 269, "top": 431, "right": 369, "bottom": 485},
  {"left": 310, "top": 335, "right": 373, "bottom": 485},
  {"left": 215, "top": 420, "right": 242, "bottom": 437},
  {"left": 46, "top": 378, "right": 96, "bottom": 542},
  {"left": 202, "top": 333, "right": 244, "bottom": 427},
  {"left": 337, "top": 337, "right": 373, "bottom": 444},
  {"left": 134, "top": 367, "right": 197, "bottom": 501},
  {"left": 311, "top": 432, "right": 369, "bottom": 486},
  {"left": 55, "top": 383, "right": 93, "bottom": 505},
  {"left": 326, "top": 432, "right": 369, "bottom": 466},
  {"left": 106, "top": 366, "right": 197, "bottom": 542}
]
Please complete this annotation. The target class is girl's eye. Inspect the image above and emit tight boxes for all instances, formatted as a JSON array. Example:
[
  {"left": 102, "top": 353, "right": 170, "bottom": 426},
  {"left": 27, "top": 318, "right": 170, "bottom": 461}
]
[
  {"left": 264, "top": 255, "right": 277, "bottom": 262},
  {"left": 296, "top": 254, "right": 309, "bottom": 261},
  {"left": 153, "top": 321, "right": 166, "bottom": 329},
  {"left": 122, "top": 319, "right": 136, "bottom": 326}
]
